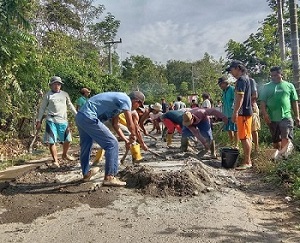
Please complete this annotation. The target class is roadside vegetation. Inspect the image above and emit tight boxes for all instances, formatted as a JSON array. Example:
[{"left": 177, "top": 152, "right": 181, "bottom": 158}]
[{"left": 0, "top": 0, "right": 300, "bottom": 197}]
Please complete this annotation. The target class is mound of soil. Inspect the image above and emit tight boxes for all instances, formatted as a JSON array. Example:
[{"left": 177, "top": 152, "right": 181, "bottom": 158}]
[{"left": 119, "top": 162, "right": 215, "bottom": 197}]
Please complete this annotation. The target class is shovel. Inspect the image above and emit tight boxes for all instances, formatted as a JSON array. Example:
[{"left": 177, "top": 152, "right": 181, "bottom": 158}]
[{"left": 147, "top": 148, "right": 166, "bottom": 159}]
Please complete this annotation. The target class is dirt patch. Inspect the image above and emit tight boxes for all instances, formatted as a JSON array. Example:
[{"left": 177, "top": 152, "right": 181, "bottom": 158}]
[
  {"left": 119, "top": 162, "right": 216, "bottom": 197},
  {"left": 0, "top": 160, "right": 119, "bottom": 224}
]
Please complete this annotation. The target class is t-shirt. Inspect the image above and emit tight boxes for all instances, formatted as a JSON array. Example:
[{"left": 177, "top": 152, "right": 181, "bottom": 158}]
[
  {"left": 222, "top": 85, "right": 235, "bottom": 118},
  {"left": 201, "top": 99, "right": 211, "bottom": 108},
  {"left": 259, "top": 80, "right": 298, "bottom": 121},
  {"left": 79, "top": 92, "right": 131, "bottom": 121},
  {"left": 235, "top": 75, "right": 252, "bottom": 116},
  {"left": 76, "top": 96, "right": 88, "bottom": 110},
  {"left": 37, "top": 90, "right": 77, "bottom": 124},
  {"left": 161, "top": 110, "right": 185, "bottom": 127},
  {"left": 173, "top": 101, "right": 186, "bottom": 110}
]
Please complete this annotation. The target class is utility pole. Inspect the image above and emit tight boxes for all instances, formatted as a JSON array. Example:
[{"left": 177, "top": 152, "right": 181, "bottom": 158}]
[
  {"left": 104, "top": 38, "right": 122, "bottom": 74},
  {"left": 289, "top": 0, "right": 300, "bottom": 96},
  {"left": 191, "top": 66, "right": 195, "bottom": 94},
  {"left": 277, "top": 0, "right": 286, "bottom": 61}
]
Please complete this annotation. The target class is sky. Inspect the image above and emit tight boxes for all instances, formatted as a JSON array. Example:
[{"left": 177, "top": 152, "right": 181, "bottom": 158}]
[{"left": 96, "top": 0, "right": 272, "bottom": 64}]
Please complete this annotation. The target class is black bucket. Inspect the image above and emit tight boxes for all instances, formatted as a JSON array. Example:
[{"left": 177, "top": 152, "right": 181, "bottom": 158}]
[{"left": 221, "top": 148, "right": 239, "bottom": 168}]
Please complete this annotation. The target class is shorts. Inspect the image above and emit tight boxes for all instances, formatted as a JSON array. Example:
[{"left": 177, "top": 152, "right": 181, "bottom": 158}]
[
  {"left": 162, "top": 118, "right": 182, "bottom": 134},
  {"left": 237, "top": 116, "right": 252, "bottom": 140},
  {"left": 44, "top": 120, "right": 72, "bottom": 144},
  {"left": 251, "top": 103, "right": 261, "bottom": 132},
  {"left": 268, "top": 118, "right": 294, "bottom": 143},
  {"left": 224, "top": 117, "right": 237, "bottom": 132}
]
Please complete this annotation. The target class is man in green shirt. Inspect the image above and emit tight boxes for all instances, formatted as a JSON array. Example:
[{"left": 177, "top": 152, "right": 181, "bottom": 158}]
[
  {"left": 76, "top": 88, "right": 90, "bottom": 111},
  {"left": 260, "top": 66, "right": 300, "bottom": 159}
]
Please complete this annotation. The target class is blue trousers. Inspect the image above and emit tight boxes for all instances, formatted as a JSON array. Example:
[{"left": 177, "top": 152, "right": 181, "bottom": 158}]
[
  {"left": 75, "top": 112, "right": 119, "bottom": 176},
  {"left": 182, "top": 119, "right": 213, "bottom": 142}
]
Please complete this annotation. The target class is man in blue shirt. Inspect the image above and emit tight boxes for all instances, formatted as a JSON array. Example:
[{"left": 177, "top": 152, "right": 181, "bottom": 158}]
[{"left": 75, "top": 91, "right": 145, "bottom": 186}]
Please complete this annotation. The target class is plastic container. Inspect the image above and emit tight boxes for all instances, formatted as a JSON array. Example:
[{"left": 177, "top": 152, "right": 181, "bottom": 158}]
[
  {"left": 221, "top": 148, "right": 239, "bottom": 168},
  {"left": 131, "top": 143, "right": 143, "bottom": 161}
]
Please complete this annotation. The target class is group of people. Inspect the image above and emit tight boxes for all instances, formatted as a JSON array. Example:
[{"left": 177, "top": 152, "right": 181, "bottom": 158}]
[{"left": 36, "top": 61, "right": 299, "bottom": 187}]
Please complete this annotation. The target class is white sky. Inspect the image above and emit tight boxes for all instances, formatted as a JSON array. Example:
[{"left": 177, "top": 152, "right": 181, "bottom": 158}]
[{"left": 96, "top": 0, "right": 272, "bottom": 64}]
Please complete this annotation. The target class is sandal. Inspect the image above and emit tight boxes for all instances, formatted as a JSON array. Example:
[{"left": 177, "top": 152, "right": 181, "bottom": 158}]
[{"left": 235, "top": 164, "right": 252, "bottom": 170}]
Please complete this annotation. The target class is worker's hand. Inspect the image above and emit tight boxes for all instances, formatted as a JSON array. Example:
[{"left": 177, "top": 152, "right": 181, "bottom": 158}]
[
  {"left": 263, "top": 113, "right": 271, "bottom": 125},
  {"left": 125, "top": 140, "right": 131, "bottom": 150},
  {"left": 222, "top": 117, "right": 228, "bottom": 125},
  {"left": 129, "top": 134, "right": 136, "bottom": 144},
  {"left": 231, "top": 112, "right": 238, "bottom": 123},
  {"left": 295, "top": 117, "right": 300, "bottom": 127},
  {"left": 140, "top": 143, "right": 148, "bottom": 151},
  {"left": 36, "top": 121, "right": 41, "bottom": 130}
]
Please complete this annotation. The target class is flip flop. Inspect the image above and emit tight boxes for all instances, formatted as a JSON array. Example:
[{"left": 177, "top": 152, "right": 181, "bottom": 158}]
[{"left": 235, "top": 164, "right": 252, "bottom": 170}]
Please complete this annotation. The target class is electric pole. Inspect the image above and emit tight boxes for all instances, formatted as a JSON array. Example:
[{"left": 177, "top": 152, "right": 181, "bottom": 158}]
[{"left": 104, "top": 38, "right": 122, "bottom": 74}]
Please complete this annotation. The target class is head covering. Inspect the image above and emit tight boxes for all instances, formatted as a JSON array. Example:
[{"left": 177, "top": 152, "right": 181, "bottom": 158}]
[
  {"left": 128, "top": 91, "right": 145, "bottom": 107},
  {"left": 225, "top": 60, "right": 245, "bottom": 72},
  {"left": 150, "top": 102, "right": 162, "bottom": 111},
  {"left": 182, "top": 112, "right": 193, "bottom": 127},
  {"left": 217, "top": 76, "right": 229, "bottom": 85},
  {"left": 49, "top": 76, "right": 63, "bottom": 85}
]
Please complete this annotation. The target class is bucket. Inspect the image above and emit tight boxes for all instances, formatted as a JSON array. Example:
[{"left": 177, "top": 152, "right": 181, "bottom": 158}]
[
  {"left": 221, "top": 148, "right": 239, "bottom": 168},
  {"left": 131, "top": 143, "right": 143, "bottom": 161}
]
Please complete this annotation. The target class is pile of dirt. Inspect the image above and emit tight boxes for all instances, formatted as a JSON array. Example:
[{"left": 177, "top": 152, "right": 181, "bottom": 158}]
[{"left": 119, "top": 162, "right": 216, "bottom": 197}]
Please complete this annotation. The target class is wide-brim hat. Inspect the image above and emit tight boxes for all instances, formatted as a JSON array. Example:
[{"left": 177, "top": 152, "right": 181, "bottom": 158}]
[
  {"left": 182, "top": 112, "right": 193, "bottom": 127},
  {"left": 150, "top": 102, "right": 162, "bottom": 111}
]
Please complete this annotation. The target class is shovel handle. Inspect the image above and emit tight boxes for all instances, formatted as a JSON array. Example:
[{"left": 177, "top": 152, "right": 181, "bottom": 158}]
[{"left": 120, "top": 147, "right": 130, "bottom": 164}]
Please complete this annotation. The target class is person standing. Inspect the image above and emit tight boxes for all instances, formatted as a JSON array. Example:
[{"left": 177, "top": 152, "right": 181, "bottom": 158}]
[
  {"left": 217, "top": 76, "right": 238, "bottom": 148},
  {"left": 201, "top": 93, "right": 212, "bottom": 108},
  {"left": 173, "top": 96, "right": 186, "bottom": 110},
  {"left": 36, "top": 76, "right": 77, "bottom": 168},
  {"left": 75, "top": 91, "right": 145, "bottom": 185},
  {"left": 249, "top": 78, "right": 261, "bottom": 153},
  {"left": 190, "top": 99, "right": 199, "bottom": 108},
  {"left": 226, "top": 60, "right": 253, "bottom": 170},
  {"left": 161, "top": 98, "right": 169, "bottom": 113},
  {"left": 260, "top": 66, "right": 299, "bottom": 159},
  {"left": 76, "top": 88, "right": 91, "bottom": 111}
]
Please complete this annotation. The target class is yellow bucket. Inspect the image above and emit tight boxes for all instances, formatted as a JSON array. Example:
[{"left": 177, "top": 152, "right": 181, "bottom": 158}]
[{"left": 131, "top": 143, "right": 143, "bottom": 161}]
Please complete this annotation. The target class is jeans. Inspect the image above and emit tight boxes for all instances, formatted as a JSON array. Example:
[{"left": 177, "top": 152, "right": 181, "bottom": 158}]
[
  {"left": 75, "top": 112, "right": 119, "bottom": 176},
  {"left": 182, "top": 119, "right": 213, "bottom": 143}
]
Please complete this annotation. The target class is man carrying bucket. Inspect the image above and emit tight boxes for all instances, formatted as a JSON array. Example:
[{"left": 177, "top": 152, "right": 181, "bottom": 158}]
[{"left": 75, "top": 91, "right": 145, "bottom": 186}]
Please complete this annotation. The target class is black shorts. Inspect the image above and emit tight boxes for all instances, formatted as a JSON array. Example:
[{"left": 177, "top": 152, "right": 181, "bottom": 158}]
[{"left": 268, "top": 118, "right": 294, "bottom": 143}]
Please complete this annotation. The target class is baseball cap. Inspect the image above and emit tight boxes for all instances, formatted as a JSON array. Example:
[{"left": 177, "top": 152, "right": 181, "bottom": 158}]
[
  {"left": 182, "top": 112, "right": 193, "bottom": 127},
  {"left": 217, "top": 76, "right": 229, "bottom": 85},
  {"left": 150, "top": 102, "right": 162, "bottom": 111},
  {"left": 225, "top": 60, "right": 245, "bottom": 72},
  {"left": 128, "top": 91, "right": 145, "bottom": 107},
  {"left": 49, "top": 76, "right": 63, "bottom": 85}
]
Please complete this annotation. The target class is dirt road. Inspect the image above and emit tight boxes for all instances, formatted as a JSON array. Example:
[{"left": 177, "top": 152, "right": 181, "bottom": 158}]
[{"left": 0, "top": 134, "right": 300, "bottom": 242}]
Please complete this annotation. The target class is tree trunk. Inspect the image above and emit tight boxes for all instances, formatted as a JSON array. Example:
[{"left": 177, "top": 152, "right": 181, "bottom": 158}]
[
  {"left": 289, "top": 0, "right": 300, "bottom": 96},
  {"left": 278, "top": 0, "right": 286, "bottom": 61}
]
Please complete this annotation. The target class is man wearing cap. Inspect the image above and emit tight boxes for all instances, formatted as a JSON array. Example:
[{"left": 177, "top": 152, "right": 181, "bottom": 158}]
[
  {"left": 217, "top": 76, "right": 238, "bottom": 148},
  {"left": 226, "top": 60, "right": 253, "bottom": 170},
  {"left": 181, "top": 108, "right": 228, "bottom": 157},
  {"left": 76, "top": 87, "right": 91, "bottom": 111},
  {"left": 75, "top": 91, "right": 145, "bottom": 186},
  {"left": 36, "top": 76, "right": 77, "bottom": 168}
]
